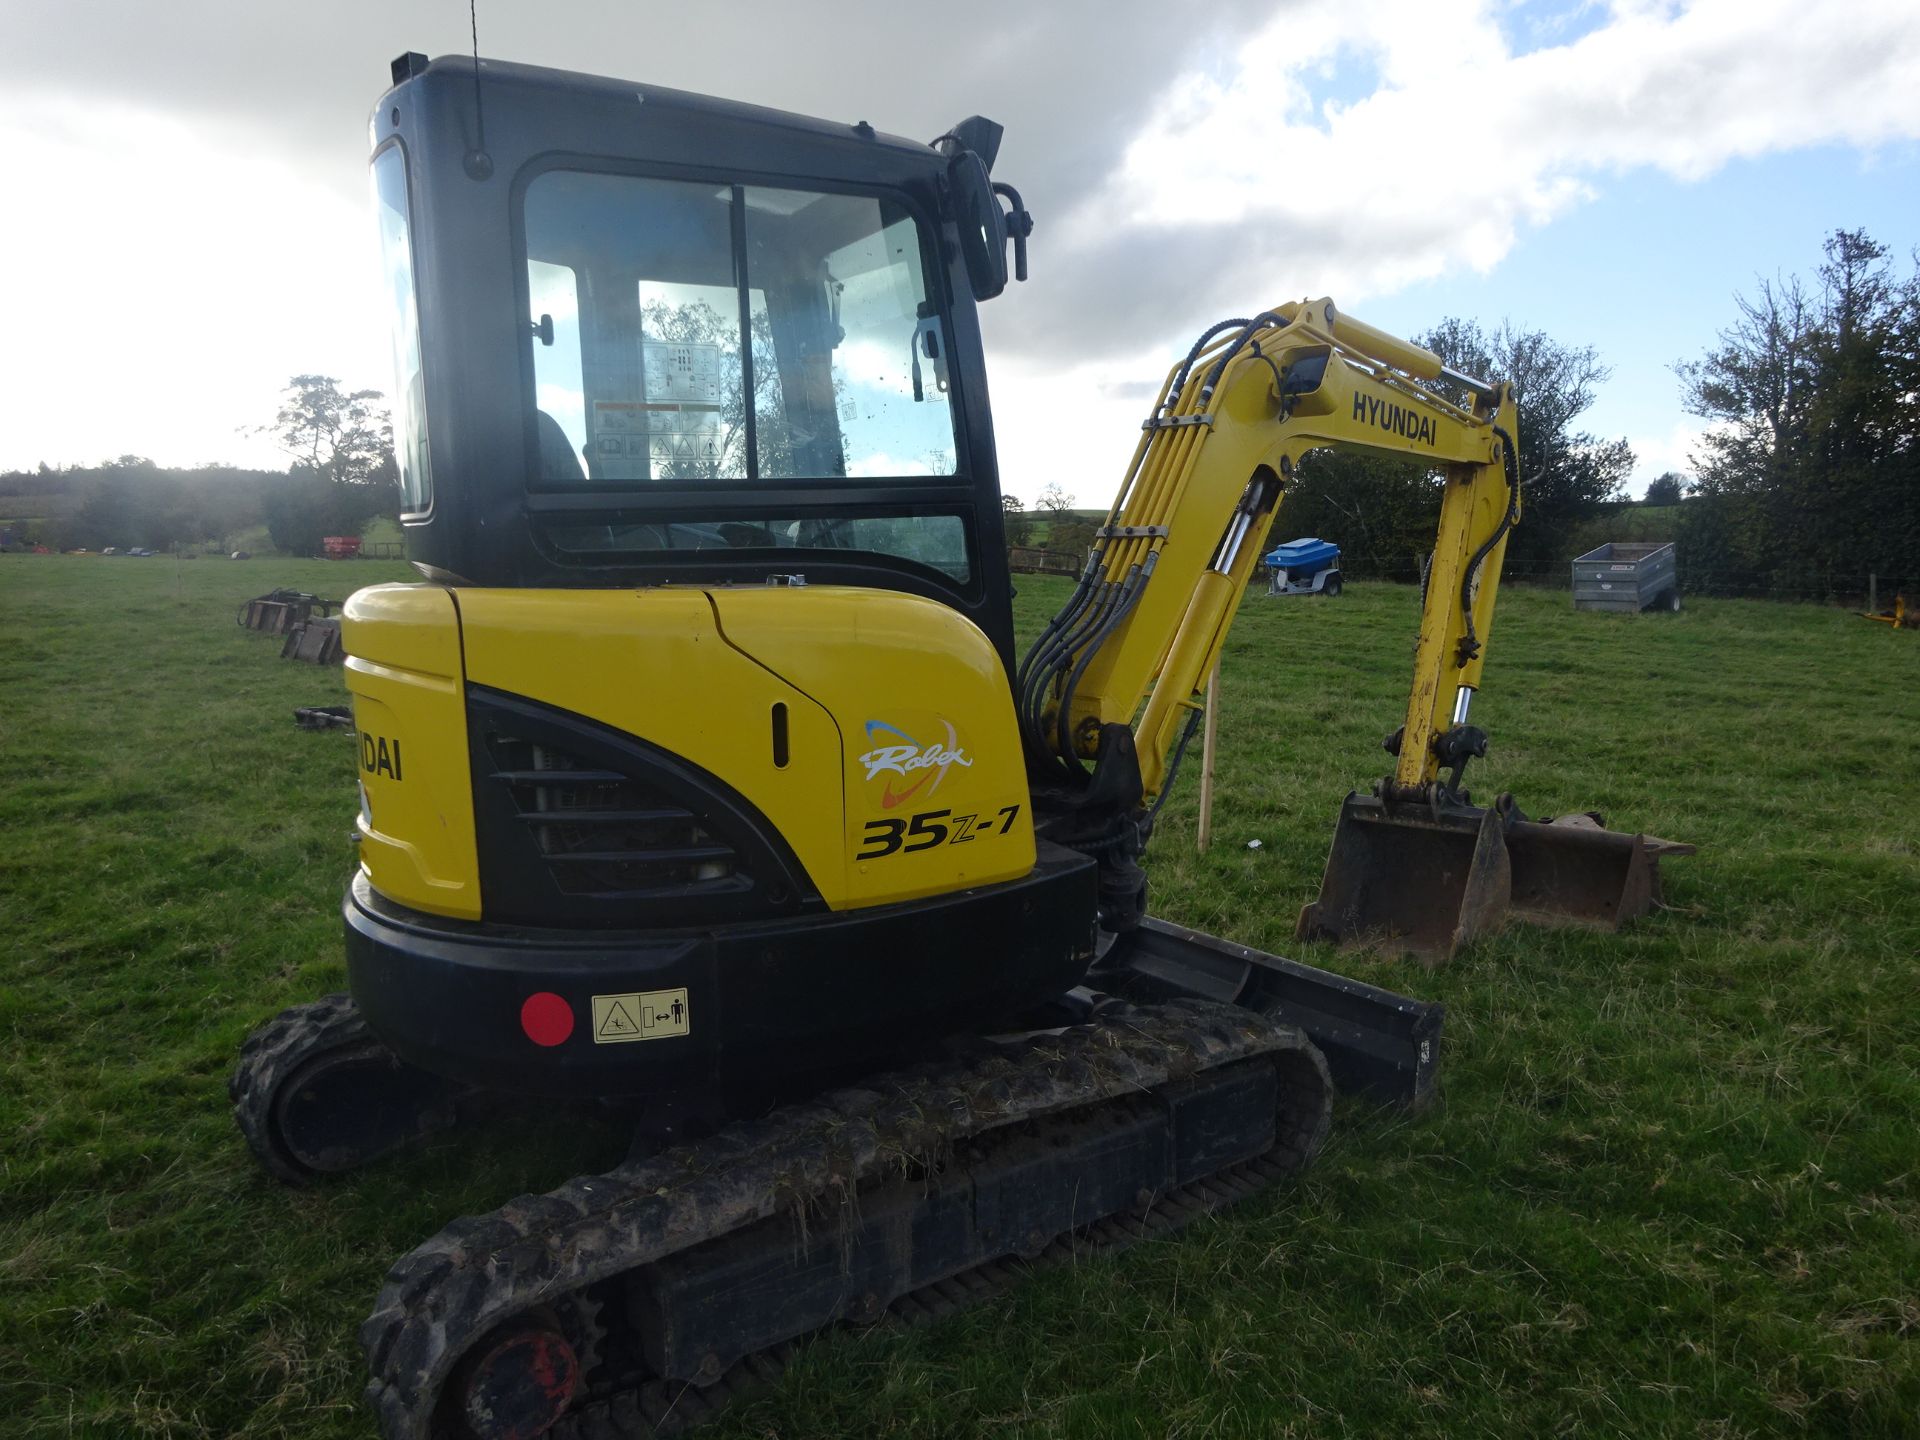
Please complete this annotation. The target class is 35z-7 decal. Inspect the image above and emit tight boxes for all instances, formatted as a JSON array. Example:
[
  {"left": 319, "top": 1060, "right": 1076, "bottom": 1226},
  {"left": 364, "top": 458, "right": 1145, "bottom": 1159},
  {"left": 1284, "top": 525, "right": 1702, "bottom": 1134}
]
[{"left": 856, "top": 805, "right": 1021, "bottom": 860}]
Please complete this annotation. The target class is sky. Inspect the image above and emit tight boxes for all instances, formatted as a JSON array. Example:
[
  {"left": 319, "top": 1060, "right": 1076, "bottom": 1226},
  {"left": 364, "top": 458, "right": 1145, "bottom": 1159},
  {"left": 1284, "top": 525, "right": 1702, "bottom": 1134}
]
[{"left": 2, "top": 0, "right": 1917, "bottom": 501}]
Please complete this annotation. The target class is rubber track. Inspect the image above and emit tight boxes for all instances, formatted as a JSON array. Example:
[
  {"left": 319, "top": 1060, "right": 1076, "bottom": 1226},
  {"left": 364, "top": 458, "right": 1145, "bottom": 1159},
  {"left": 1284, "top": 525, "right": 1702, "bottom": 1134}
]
[
  {"left": 229, "top": 992, "right": 373, "bottom": 1184},
  {"left": 361, "top": 998, "right": 1332, "bottom": 1440},
  {"left": 550, "top": 1144, "right": 1312, "bottom": 1437},
  {"left": 232, "top": 993, "right": 468, "bottom": 1184}
]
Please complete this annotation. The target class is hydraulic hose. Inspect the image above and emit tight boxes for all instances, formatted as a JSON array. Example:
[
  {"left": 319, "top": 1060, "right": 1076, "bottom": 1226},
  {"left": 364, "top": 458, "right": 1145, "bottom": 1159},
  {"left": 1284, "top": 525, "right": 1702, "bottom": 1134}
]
[
  {"left": 1199, "top": 312, "right": 1286, "bottom": 401},
  {"left": 1053, "top": 559, "right": 1155, "bottom": 769},
  {"left": 1455, "top": 424, "right": 1522, "bottom": 665},
  {"left": 1161, "top": 319, "right": 1252, "bottom": 414}
]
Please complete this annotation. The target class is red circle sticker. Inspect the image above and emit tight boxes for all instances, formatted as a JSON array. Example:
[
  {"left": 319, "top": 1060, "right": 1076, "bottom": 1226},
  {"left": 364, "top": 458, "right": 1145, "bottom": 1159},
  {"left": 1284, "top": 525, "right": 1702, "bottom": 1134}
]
[{"left": 520, "top": 991, "right": 575, "bottom": 1047}]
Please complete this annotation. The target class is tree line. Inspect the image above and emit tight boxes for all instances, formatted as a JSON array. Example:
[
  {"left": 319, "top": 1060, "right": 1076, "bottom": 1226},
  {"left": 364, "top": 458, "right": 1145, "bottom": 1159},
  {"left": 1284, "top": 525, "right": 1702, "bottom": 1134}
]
[
  {"left": 1676, "top": 230, "right": 1918, "bottom": 594},
  {"left": 0, "top": 376, "right": 399, "bottom": 556},
  {"left": 1279, "top": 230, "right": 1919, "bottom": 593}
]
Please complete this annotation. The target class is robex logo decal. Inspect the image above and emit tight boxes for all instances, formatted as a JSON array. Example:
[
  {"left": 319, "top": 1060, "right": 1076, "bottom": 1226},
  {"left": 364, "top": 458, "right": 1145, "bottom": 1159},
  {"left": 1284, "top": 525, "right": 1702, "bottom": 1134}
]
[
  {"left": 858, "top": 719, "right": 972, "bottom": 809},
  {"left": 1352, "top": 391, "right": 1436, "bottom": 446},
  {"left": 359, "top": 731, "right": 403, "bottom": 781}
]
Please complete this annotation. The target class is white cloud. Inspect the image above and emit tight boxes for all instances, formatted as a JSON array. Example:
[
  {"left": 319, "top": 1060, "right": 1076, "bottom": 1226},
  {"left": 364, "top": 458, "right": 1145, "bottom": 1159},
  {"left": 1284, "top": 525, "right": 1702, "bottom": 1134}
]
[
  {"left": 0, "top": 97, "right": 389, "bottom": 470},
  {"left": 1082, "top": 0, "right": 1920, "bottom": 305},
  {"left": 1624, "top": 417, "right": 1709, "bottom": 494},
  {"left": 986, "top": 0, "right": 1920, "bottom": 503}
]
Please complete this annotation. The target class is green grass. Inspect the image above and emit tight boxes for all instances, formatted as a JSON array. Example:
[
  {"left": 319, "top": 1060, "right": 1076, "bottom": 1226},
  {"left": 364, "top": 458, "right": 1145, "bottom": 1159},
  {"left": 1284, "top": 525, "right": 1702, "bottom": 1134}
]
[{"left": 2, "top": 557, "right": 1917, "bottom": 1437}]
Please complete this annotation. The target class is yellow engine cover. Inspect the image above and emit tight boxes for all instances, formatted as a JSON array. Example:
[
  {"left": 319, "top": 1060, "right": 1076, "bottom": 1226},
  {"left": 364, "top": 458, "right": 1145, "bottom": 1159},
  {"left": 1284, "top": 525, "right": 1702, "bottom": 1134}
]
[
  {"left": 342, "top": 585, "right": 482, "bottom": 919},
  {"left": 343, "top": 583, "right": 1034, "bottom": 919}
]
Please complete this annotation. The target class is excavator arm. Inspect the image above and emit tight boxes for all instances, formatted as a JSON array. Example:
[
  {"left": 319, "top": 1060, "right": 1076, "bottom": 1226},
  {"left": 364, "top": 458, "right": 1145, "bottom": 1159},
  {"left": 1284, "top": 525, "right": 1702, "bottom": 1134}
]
[
  {"left": 1019, "top": 298, "right": 1518, "bottom": 803},
  {"left": 1024, "top": 300, "right": 1684, "bottom": 961}
]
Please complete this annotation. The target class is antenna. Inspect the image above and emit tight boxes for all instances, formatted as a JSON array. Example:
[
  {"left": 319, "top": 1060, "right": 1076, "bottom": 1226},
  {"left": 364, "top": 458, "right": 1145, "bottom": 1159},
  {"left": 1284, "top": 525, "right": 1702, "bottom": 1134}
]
[{"left": 463, "top": 0, "right": 493, "bottom": 180}]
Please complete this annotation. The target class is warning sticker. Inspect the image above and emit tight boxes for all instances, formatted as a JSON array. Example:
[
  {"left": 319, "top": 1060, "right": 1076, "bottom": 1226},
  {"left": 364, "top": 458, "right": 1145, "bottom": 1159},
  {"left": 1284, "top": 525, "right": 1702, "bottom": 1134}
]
[
  {"left": 642, "top": 340, "right": 722, "bottom": 405},
  {"left": 591, "top": 988, "right": 691, "bottom": 1044}
]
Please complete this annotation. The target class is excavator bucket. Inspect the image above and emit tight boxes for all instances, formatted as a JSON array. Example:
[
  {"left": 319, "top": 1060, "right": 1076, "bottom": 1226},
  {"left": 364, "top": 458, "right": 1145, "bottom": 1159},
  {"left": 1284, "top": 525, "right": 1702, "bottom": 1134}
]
[
  {"left": 1298, "top": 799, "right": 1696, "bottom": 962},
  {"left": 1295, "top": 793, "right": 1511, "bottom": 964},
  {"left": 1504, "top": 812, "right": 1695, "bottom": 931}
]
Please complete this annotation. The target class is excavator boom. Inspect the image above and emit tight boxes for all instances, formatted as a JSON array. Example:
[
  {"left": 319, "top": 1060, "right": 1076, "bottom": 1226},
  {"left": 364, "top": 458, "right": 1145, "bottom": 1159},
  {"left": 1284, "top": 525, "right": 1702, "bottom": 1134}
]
[
  {"left": 1018, "top": 298, "right": 1686, "bottom": 961},
  {"left": 1019, "top": 298, "right": 1512, "bottom": 800}
]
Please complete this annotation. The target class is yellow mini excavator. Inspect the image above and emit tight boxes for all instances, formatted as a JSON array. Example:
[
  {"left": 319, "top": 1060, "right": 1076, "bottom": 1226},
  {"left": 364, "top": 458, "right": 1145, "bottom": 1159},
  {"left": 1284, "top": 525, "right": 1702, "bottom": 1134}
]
[{"left": 232, "top": 52, "right": 1678, "bottom": 1439}]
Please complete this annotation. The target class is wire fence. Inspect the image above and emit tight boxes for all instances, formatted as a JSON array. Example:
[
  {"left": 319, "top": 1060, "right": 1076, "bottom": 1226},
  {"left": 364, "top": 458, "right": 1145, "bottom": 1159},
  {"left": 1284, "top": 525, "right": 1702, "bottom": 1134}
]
[
  {"left": 1331, "top": 554, "right": 1914, "bottom": 605},
  {"left": 1007, "top": 541, "right": 1913, "bottom": 608}
]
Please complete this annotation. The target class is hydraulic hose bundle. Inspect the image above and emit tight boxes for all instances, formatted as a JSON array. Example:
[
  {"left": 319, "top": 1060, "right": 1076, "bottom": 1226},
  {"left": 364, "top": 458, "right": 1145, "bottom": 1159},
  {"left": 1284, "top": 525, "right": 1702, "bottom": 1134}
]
[{"left": 1017, "top": 311, "right": 1294, "bottom": 785}]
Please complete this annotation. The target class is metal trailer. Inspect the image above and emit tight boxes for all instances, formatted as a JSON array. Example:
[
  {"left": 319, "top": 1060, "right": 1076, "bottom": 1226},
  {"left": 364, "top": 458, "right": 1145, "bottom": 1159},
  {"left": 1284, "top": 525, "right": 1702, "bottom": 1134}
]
[{"left": 1572, "top": 541, "right": 1681, "bottom": 613}]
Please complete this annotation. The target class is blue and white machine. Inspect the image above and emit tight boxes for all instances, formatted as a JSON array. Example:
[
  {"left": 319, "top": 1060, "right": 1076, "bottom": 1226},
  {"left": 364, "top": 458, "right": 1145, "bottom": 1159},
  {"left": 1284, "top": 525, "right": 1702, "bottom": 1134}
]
[{"left": 1264, "top": 536, "right": 1343, "bottom": 596}]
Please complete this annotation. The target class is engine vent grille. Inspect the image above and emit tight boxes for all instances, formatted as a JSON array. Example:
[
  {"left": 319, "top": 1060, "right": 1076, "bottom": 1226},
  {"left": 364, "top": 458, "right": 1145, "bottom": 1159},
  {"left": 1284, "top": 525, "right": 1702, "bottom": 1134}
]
[
  {"left": 487, "top": 736, "right": 750, "bottom": 902},
  {"left": 464, "top": 685, "right": 817, "bottom": 927}
]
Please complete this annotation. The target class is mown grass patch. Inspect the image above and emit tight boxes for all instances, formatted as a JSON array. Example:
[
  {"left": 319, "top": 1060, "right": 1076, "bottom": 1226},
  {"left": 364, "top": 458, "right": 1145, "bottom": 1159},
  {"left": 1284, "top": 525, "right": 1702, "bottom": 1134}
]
[{"left": 2, "top": 557, "right": 1916, "bottom": 1437}]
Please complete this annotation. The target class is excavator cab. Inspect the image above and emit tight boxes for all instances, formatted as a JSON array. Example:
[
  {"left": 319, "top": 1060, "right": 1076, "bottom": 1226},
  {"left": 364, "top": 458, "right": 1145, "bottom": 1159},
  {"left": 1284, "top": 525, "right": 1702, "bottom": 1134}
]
[{"left": 370, "top": 53, "right": 1027, "bottom": 632}]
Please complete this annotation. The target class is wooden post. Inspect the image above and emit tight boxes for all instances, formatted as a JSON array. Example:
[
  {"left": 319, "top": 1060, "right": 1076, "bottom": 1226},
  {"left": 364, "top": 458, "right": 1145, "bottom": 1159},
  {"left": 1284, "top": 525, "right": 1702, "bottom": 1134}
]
[
  {"left": 1196, "top": 664, "right": 1221, "bottom": 853},
  {"left": 1868, "top": 572, "right": 1877, "bottom": 615}
]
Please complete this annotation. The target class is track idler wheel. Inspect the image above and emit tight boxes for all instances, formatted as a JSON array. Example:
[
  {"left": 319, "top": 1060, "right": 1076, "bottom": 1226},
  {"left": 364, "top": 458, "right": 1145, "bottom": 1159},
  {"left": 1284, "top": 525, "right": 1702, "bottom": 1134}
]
[
  {"left": 445, "top": 1314, "right": 581, "bottom": 1440},
  {"left": 230, "top": 993, "right": 469, "bottom": 1183}
]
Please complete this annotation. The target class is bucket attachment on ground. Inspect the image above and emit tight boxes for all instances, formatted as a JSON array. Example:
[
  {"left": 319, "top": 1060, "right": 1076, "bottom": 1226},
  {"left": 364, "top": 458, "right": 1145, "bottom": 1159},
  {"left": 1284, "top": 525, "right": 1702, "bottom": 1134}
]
[
  {"left": 237, "top": 589, "right": 339, "bottom": 635},
  {"left": 1297, "top": 793, "right": 1692, "bottom": 964},
  {"left": 1505, "top": 812, "right": 1695, "bottom": 930},
  {"left": 1295, "top": 793, "right": 1511, "bottom": 964},
  {"left": 281, "top": 616, "right": 344, "bottom": 665}
]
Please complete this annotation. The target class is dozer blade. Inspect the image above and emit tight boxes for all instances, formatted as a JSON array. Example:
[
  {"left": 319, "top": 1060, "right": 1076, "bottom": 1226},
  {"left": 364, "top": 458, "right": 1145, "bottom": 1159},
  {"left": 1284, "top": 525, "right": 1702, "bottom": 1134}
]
[
  {"left": 1295, "top": 792, "right": 1510, "bottom": 964},
  {"left": 1102, "top": 917, "right": 1444, "bottom": 1107},
  {"left": 1504, "top": 812, "right": 1696, "bottom": 932}
]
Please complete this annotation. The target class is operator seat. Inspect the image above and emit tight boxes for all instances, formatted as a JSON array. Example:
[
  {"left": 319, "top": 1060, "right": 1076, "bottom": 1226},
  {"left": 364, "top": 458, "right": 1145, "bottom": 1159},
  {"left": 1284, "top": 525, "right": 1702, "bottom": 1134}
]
[{"left": 536, "top": 409, "right": 586, "bottom": 483}]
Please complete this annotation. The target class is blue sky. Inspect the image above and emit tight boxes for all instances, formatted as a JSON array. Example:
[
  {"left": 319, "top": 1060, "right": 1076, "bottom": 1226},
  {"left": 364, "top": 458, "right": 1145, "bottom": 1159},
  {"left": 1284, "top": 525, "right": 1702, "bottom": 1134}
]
[{"left": 1370, "top": 140, "right": 1920, "bottom": 485}]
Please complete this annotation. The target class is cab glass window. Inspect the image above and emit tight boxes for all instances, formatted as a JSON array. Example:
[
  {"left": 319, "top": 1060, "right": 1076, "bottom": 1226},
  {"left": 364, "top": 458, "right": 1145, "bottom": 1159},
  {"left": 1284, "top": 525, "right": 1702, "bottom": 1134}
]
[
  {"left": 740, "top": 187, "right": 954, "bottom": 478},
  {"left": 521, "top": 171, "right": 956, "bottom": 487},
  {"left": 371, "top": 146, "right": 430, "bottom": 513},
  {"left": 527, "top": 259, "right": 586, "bottom": 473}
]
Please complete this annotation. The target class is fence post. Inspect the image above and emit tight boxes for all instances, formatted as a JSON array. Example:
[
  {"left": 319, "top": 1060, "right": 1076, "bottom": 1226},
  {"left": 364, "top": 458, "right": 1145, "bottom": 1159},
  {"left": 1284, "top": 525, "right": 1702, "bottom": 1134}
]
[
  {"left": 1196, "top": 664, "right": 1221, "bottom": 853},
  {"left": 1869, "top": 572, "right": 1877, "bottom": 615}
]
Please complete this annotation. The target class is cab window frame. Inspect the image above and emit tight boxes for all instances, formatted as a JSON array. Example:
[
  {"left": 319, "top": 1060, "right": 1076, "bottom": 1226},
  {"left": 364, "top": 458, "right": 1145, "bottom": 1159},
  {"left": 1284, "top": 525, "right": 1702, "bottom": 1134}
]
[
  {"left": 370, "top": 137, "right": 434, "bottom": 521},
  {"left": 508, "top": 153, "right": 972, "bottom": 501}
]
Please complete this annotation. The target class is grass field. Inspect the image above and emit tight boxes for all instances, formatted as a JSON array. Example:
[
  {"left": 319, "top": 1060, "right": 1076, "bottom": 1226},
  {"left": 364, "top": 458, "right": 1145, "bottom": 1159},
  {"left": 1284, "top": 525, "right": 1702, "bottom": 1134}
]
[{"left": 3, "top": 555, "right": 1917, "bottom": 1438}]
